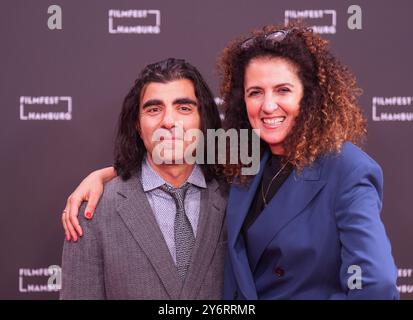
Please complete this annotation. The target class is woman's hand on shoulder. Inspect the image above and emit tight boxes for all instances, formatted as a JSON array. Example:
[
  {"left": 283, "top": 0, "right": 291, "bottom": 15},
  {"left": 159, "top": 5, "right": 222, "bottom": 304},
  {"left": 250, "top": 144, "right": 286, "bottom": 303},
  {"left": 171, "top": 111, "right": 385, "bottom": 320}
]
[{"left": 61, "top": 167, "right": 116, "bottom": 241}]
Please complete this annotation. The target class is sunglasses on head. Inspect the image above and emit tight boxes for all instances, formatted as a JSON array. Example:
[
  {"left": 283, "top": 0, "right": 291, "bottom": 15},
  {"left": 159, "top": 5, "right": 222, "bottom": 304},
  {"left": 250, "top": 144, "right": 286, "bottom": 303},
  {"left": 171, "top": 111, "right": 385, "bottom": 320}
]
[{"left": 240, "top": 27, "right": 311, "bottom": 50}]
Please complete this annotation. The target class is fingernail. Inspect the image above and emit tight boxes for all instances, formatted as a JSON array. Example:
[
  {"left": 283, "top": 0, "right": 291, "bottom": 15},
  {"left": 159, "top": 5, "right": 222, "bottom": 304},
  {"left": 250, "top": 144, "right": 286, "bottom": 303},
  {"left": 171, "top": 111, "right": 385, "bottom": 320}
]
[
  {"left": 66, "top": 236, "right": 70, "bottom": 241},
  {"left": 85, "top": 212, "right": 91, "bottom": 219}
]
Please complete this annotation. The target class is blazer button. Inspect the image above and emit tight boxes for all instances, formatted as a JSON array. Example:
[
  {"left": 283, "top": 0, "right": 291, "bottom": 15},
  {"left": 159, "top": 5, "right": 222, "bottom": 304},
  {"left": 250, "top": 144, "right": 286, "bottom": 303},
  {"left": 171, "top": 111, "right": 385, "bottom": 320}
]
[{"left": 274, "top": 266, "right": 285, "bottom": 277}]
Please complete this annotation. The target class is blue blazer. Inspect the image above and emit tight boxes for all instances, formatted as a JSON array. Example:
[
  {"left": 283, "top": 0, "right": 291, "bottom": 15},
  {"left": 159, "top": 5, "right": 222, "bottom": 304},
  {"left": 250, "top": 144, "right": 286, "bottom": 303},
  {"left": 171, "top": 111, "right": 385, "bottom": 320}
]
[{"left": 224, "top": 142, "right": 399, "bottom": 299}]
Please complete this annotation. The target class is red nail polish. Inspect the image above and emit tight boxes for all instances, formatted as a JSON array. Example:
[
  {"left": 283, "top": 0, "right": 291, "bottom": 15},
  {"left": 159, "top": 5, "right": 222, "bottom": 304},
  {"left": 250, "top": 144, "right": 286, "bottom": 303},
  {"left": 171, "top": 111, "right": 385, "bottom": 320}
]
[{"left": 85, "top": 212, "right": 91, "bottom": 219}]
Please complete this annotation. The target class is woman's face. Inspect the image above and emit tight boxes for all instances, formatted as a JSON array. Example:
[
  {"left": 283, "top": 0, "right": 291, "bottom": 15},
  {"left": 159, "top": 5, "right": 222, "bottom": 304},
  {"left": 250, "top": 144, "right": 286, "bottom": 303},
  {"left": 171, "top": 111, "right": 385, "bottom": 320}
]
[{"left": 244, "top": 57, "right": 304, "bottom": 155}]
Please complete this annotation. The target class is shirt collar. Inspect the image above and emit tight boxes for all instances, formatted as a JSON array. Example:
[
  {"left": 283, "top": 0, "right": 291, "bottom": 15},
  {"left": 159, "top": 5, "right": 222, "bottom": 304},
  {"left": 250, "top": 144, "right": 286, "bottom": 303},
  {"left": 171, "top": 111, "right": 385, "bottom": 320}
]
[{"left": 141, "top": 155, "right": 207, "bottom": 192}]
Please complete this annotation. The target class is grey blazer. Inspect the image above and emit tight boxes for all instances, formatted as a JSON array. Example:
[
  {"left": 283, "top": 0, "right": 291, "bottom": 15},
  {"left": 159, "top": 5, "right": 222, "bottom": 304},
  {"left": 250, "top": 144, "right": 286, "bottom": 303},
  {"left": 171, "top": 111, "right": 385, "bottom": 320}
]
[{"left": 60, "top": 173, "right": 228, "bottom": 299}]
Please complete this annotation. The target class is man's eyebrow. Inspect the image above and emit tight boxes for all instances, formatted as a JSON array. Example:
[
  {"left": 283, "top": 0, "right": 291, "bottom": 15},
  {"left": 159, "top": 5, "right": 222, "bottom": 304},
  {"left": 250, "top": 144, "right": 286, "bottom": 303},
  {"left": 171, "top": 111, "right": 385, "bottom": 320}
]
[
  {"left": 142, "top": 99, "right": 163, "bottom": 109},
  {"left": 173, "top": 98, "right": 197, "bottom": 106}
]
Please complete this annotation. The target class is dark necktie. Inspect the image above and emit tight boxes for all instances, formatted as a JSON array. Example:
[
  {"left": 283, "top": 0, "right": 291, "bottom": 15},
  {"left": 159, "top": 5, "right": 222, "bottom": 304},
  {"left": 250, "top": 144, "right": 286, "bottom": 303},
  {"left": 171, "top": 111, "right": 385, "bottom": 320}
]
[{"left": 159, "top": 183, "right": 194, "bottom": 280}]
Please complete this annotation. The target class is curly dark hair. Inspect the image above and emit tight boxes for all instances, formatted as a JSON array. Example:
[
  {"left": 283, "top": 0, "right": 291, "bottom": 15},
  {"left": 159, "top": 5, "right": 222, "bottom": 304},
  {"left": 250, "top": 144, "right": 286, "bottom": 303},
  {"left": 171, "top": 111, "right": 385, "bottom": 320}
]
[
  {"left": 114, "top": 58, "right": 222, "bottom": 181},
  {"left": 217, "top": 23, "right": 367, "bottom": 182}
]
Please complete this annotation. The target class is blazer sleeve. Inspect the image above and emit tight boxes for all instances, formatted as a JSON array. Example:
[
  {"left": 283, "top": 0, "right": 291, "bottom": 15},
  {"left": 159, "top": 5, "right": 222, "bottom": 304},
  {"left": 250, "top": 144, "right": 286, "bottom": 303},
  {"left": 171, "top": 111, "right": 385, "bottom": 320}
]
[
  {"left": 334, "top": 158, "right": 399, "bottom": 299},
  {"left": 60, "top": 203, "right": 106, "bottom": 299}
]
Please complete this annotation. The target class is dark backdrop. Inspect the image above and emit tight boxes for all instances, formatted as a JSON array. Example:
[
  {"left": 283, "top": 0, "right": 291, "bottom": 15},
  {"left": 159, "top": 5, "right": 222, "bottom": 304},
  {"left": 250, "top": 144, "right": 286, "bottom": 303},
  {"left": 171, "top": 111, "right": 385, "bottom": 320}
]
[{"left": 1, "top": 0, "right": 412, "bottom": 299}]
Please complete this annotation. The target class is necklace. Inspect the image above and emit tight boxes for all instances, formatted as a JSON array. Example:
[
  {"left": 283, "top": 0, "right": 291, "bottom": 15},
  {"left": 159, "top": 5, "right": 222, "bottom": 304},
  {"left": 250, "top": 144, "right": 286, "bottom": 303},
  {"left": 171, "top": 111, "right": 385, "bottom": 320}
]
[{"left": 261, "top": 161, "right": 289, "bottom": 207}]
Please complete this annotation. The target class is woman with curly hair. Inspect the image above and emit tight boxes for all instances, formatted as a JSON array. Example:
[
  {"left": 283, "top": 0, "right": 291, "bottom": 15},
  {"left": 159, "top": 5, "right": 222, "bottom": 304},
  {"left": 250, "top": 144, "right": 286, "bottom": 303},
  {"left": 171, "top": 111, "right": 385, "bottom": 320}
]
[
  {"left": 61, "top": 24, "right": 398, "bottom": 299},
  {"left": 217, "top": 24, "right": 398, "bottom": 299}
]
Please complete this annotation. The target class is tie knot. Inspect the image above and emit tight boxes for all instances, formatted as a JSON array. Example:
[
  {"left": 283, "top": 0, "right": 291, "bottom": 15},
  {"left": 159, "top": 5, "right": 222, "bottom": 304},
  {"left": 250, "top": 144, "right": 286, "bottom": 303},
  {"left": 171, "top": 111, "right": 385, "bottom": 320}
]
[{"left": 159, "top": 183, "right": 190, "bottom": 203}]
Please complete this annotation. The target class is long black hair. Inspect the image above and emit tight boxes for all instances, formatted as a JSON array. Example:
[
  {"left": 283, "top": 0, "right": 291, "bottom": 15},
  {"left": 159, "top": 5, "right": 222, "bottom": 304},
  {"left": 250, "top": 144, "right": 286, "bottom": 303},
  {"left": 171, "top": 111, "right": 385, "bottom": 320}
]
[{"left": 114, "top": 58, "right": 223, "bottom": 181}]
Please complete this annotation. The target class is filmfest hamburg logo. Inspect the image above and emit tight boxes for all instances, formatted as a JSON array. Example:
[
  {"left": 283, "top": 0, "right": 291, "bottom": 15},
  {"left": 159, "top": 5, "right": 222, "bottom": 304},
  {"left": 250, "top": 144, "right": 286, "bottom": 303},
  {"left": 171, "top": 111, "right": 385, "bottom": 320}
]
[
  {"left": 372, "top": 96, "right": 413, "bottom": 121},
  {"left": 214, "top": 97, "right": 225, "bottom": 120},
  {"left": 397, "top": 268, "right": 413, "bottom": 295},
  {"left": 19, "top": 265, "right": 61, "bottom": 293},
  {"left": 108, "top": 9, "right": 161, "bottom": 34},
  {"left": 284, "top": 9, "right": 337, "bottom": 34},
  {"left": 19, "top": 96, "right": 72, "bottom": 121}
]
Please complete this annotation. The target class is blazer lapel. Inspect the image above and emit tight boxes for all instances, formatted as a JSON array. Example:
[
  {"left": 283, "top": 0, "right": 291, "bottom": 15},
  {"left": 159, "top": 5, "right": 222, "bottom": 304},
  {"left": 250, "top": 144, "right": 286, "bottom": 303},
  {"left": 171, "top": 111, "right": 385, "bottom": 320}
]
[
  {"left": 228, "top": 152, "right": 269, "bottom": 247},
  {"left": 246, "top": 160, "right": 326, "bottom": 273},
  {"left": 116, "top": 174, "right": 182, "bottom": 299},
  {"left": 180, "top": 179, "right": 226, "bottom": 299},
  {"left": 226, "top": 152, "right": 269, "bottom": 300}
]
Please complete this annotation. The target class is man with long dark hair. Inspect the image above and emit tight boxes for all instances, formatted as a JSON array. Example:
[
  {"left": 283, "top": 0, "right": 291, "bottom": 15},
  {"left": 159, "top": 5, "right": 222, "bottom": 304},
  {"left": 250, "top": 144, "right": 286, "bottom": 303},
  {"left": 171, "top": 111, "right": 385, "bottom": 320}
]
[{"left": 60, "top": 58, "right": 227, "bottom": 299}]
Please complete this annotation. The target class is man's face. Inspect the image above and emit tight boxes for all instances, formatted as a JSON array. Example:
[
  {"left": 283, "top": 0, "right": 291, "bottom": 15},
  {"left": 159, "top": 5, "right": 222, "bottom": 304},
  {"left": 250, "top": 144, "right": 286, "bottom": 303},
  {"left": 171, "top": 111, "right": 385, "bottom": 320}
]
[{"left": 138, "top": 79, "right": 201, "bottom": 164}]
